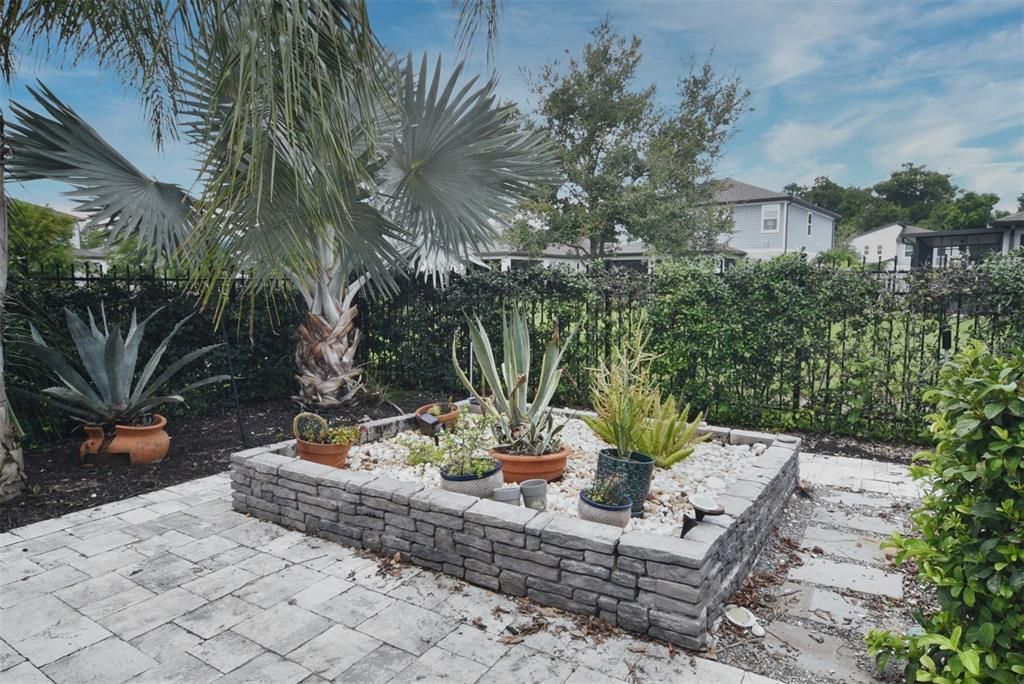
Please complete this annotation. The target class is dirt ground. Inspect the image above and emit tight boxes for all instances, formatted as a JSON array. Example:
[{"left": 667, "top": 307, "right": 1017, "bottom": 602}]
[{"left": 0, "top": 392, "right": 436, "bottom": 532}]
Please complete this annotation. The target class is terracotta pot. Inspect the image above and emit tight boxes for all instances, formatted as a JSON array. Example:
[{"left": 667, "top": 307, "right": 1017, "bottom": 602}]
[
  {"left": 80, "top": 414, "right": 170, "bottom": 465},
  {"left": 295, "top": 438, "right": 351, "bottom": 468},
  {"left": 415, "top": 403, "right": 460, "bottom": 429},
  {"left": 489, "top": 445, "right": 571, "bottom": 483}
]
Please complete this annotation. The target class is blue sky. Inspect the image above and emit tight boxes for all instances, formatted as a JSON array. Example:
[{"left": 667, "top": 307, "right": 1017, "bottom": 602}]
[{"left": 4, "top": 0, "right": 1023, "bottom": 213}]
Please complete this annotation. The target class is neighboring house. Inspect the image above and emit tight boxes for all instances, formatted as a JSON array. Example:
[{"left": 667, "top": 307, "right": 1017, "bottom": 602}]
[
  {"left": 475, "top": 178, "right": 835, "bottom": 271},
  {"left": 848, "top": 223, "right": 934, "bottom": 271},
  {"left": 902, "top": 213, "right": 1024, "bottom": 268},
  {"left": 71, "top": 220, "right": 112, "bottom": 274},
  {"left": 714, "top": 179, "right": 839, "bottom": 260}
]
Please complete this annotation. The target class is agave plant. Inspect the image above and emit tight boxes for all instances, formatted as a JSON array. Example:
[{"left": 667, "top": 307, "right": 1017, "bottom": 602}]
[
  {"left": 452, "top": 307, "right": 572, "bottom": 456},
  {"left": 23, "top": 307, "right": 229, "bottom": 427}
]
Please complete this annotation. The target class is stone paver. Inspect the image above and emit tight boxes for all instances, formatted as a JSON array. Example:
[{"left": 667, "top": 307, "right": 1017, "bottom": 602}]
[
  {"left": 788, "top": 555, "right": 904, "bottom": 598},
  {"left": 801, "top": 525, "right": 887, "bottom": 564},
  {"left": 811, "top": 507, "right": 901, "bottom": 537},
  {"left": 40, "top": 636, "right": 156, "bottom": 684},
  {"left": 763, "top": 620, "right": 872, "bottom": 683},
  {"left": 778, "top": 582, "right": 872, "bottom": 628},
  {"left": 0, "top": 471, "right": 782, "bottom": 683}
]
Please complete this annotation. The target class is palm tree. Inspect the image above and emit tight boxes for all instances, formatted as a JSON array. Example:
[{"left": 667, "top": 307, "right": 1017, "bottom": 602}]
[
  {"left": 0, "top": 0, "right": 521, "bottom": 502},
  {"left": 9, "top": 53, "right": 555, "bottom": 402}
]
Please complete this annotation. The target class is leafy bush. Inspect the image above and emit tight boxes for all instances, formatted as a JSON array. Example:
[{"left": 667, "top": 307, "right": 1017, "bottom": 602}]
[{"left": 867, "top": 341, "right": 1024, "bottom": 683}]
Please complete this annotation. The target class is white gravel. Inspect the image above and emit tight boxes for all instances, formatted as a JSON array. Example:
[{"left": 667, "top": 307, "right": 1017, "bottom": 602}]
[{"left": 346, "top": 413, "right": 765, "bottom": 536}]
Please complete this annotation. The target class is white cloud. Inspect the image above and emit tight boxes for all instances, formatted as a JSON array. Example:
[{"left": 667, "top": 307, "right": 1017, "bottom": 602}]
[{"left": 761, "top": 122, "right": 855, "bottom": 163}]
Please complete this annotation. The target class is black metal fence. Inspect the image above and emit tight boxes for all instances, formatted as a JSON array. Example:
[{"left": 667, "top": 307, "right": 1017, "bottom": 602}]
[{"left": 6, "top": 253, "right": 1023, "bottom": 445}]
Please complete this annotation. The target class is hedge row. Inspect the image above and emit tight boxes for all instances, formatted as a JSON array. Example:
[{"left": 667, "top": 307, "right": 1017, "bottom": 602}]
[{"left": 6, "top": 252, "right": 1023, "bottom": 445}]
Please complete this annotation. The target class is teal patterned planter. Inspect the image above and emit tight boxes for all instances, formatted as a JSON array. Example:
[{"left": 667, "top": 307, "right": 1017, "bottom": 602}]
[{"left": 596, "top": 449, "right": 654, "bottom": 518}]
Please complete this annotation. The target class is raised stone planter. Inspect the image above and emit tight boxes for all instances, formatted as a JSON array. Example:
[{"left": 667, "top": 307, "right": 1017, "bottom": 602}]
[{"left": 229, "top": 414, "right": 799, "bottom": 649}]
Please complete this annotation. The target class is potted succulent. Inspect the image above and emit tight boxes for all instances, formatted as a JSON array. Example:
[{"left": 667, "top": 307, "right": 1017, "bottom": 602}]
[
  {"left": 415, "top": 397, "right": 460, "bottom": 432},
  {"left": 23, "top": 306, "right": 229, "bottom": 464},
  {"left": 293, "top": 412, "right": 361, "bottom": 468},
  {"left": 578, "top": 474, "right": 632, "bottom": 528},
  {"left": 453, "top": 307, "right": 574, "bottom": 483},
  {"left": 435, "top": 415, "right": 504, "bottom": 497},
  {"left": 583, "top": 322, "right": 659, "bottom": 517}
]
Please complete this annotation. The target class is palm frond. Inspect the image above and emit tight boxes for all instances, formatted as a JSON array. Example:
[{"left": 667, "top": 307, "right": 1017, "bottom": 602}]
[
  {"left": 1, "top": 0, "right": 182, "bottom": 146},
  {"left": 378, "top": 54, "right": 558, "bottom": 280},
  {"left": 453, "top": 0, "right": 502, "bottom": 63},
  {"left": 6, "top": 83, "right": 192, "bottom": 257}
]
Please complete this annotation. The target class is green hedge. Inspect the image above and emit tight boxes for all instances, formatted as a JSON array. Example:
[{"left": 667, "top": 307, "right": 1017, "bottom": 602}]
[
  {"left": 6, "top": 252, "right": 1024, "bottom": 445},
  {"left": 867, "top": 342, "right": 1024, "bottom": 683}
]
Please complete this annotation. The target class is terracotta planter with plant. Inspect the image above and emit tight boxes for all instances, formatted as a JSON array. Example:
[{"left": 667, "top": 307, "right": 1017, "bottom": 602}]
[
  {"left": 24, "top": 306, "right": 229, "bottom": 465},
  {"left": 81, "top": 415, "right": 171, "bottom": 464},
  {"left": 487, "top": 445, "right": 571, "bottom": 483},
  {"left": 453, "top": 306, "right": 575, "bottom": 483},
  {"left": 415, "top": 400, "right": 460, "bottom": 429},
  {"left": 293, "top": 413, "right": 360, "bottom": 468}
]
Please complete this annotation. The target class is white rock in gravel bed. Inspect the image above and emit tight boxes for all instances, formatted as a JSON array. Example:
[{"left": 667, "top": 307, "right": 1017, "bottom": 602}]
[{"left": 345, "top": 414, "right": 765, "bottom": 536}]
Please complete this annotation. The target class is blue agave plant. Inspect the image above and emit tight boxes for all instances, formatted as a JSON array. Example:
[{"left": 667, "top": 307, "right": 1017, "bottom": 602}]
[{"left": 25, "top": 306, "right": 229, "bottom": 427}]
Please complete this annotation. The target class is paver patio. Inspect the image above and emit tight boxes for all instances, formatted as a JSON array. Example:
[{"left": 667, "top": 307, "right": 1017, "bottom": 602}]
[{"left": 0, "top": 452, "right": 917, "bottom": 683}]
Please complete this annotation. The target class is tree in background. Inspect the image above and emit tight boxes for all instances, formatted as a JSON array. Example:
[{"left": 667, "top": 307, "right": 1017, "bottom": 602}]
[
  {"left": 508, "top": 20, "right": 749, "bottom": 260},
  {"left": 786, "top": 163, "right": 1007, "bottom": 241},
  {"left": 927, "top": 191, "right": 1002, "bottom": 231},
  {"left": 1016, "top": 193, "right": 1024, "bottom": 213},
  {"left": 873, "top": 162, "right": 957, "bottom": 224},
  {"left": 5, "top": 199, "right": 74, "bottom": 271}
]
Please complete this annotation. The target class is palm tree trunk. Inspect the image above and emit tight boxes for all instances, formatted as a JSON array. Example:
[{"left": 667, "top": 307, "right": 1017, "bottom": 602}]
[
  {"left": 293, "top": 289, "right": 363, "bottom": 408},
  {"left": 0, "top": 118, "right": 27, "bottom": 502}
]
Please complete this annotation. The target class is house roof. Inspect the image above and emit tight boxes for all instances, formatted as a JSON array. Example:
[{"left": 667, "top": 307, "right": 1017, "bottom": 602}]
[
  {"left": 715, "top": 178, "right": 840, "bottom": 219},
  {"left": 714, "top": 179, "right": 790, "bottom": 204},
  {"left": 992, "top": 211, "right": 1024, "bottom": 226}
]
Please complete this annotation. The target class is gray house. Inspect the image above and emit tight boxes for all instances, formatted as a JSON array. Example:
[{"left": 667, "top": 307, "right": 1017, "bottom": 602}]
[
  {"left": 475, "top": 178, "right": 839, "bottom": 271},
  {"left": 715, "top": 179, "right": 839, "bottom": 260}
]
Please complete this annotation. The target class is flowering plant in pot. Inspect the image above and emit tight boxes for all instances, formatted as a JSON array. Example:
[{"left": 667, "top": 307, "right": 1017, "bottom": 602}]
[
  {"left": 292, "top": 412, "right": 361, "bottom": 468},
  {"left": 452, "top": 306, "right": 574, "bottom": 483},
  {"left": 435, "top": 417, "right": 504, "bottom": 497},
  {"left": 23, "top": 306, "right": 229, "bottom": 464},
  {"left": 579, "top": 474, "right": 632, "bottom": 528}
]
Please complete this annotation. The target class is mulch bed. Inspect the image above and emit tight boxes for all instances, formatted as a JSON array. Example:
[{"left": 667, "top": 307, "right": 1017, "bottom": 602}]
[
  {"left": 790, "top": 431, "right": 921, "bottom": 465},
  {"left": 1, "top": 392, "right": 435, "bottom": 533}
]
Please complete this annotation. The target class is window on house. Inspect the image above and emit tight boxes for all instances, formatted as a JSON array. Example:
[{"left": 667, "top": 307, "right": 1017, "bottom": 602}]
[
  {"left": 877, "top": 245, "right": 883, "bottom": 255},
  {"left": 904, "top": 244, "right": 913, "bottom": 258},
  {"left": 806, "top": 213, "right": 813, "bottom": 236},
  {"left": 863, "top": 245, "right": 870, "bottom": 257},
  {"left": 761, "top": 205, "right": 779, "bottom": 232}
]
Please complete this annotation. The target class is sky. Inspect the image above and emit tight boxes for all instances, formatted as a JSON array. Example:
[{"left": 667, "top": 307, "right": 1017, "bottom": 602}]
[{"left": 4, "top": 0, "right": 1023, "bottom": 214}]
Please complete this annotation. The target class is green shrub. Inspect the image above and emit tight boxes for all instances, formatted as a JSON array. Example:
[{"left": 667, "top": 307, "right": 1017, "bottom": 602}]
[{"left": 867, "top": 341, "right": 1024, "bottom": 683}]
